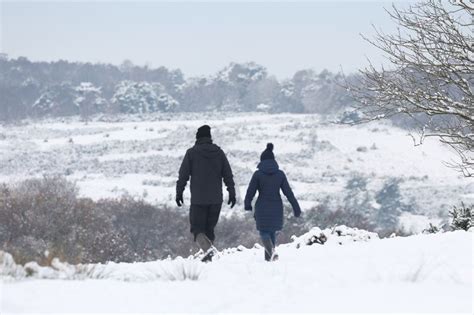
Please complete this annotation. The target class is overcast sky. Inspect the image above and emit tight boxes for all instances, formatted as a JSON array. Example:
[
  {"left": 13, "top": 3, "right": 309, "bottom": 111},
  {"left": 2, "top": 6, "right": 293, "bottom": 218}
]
[{"left": 1, "top": 1, "right": 415, "bottom": 79}]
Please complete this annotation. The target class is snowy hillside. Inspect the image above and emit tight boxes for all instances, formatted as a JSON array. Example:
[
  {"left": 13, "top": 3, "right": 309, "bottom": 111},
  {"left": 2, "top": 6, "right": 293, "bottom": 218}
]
[
  {"left": 0, "top": 112, "right": 472, "bottom": 233},
  {"left": 1, "top": 228, "right": 471, "bottom": 313}
]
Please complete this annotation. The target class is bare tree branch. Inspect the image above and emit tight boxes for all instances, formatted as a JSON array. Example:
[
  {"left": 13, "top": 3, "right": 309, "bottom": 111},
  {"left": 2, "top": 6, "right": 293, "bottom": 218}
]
[{"left": 345, "top": 0, "right": 473, "bottom": 176}]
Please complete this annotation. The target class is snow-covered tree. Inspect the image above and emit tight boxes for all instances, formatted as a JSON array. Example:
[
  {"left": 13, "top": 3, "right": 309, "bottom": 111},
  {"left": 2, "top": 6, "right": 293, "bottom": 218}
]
[
  {"left": 289, "top": 69, "right": 351, "bottom": 114},
  {"left": 216, "top": 62, "right": 269, "bottom": 111},
  {"left": 74, "top": 82, "right": 107, "bottom": 120},
  {"left": 449, "top": 203, "right": 473, "bottom": 231},
  {"left": 374, "top": 178, "right": 412, "bottom": 235},
  {"left": 273, "top": 80, "right": 304, "bottom": 113},
  {"left": 347, "top": 0, "right": 474, "bottom": 176},
  {"left": 157, "top": 92, "right": 179, "bottom": 112},
  {"left": 243, "top": 76, "right": 280, "bottom": 112},
  {"left": 342, "top": 175, "right": 376, "bottom": 230},
  {"left": 178, "top": 62, "right": 271, "bottom": 112},
  {"left": 111, "top": 81, "right": 160, "bottom": 114},
  {"left": 32, "top": 83, "right": 78, "bottom": 117}
]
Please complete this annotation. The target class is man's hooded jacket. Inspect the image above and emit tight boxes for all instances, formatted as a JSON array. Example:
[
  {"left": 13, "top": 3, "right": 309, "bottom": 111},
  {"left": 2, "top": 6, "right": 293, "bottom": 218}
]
[{"left": 176, "top": 137, "right": 235, "bottom": 205}]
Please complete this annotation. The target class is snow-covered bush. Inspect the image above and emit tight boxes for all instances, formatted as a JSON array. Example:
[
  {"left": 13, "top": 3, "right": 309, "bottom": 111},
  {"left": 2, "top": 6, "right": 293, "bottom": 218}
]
[
  {"left": 290, "top": 225, "right": 379, "bottom": 249},
  {"left": 0, "top": 177, "right": 193, "bottom": 264},
  {"left": 298, "top": 203, "right": 375, "bottom": 234},
  {"left": 449, "top": 203, "right": 473, "bottom": 231},
  {"left": 338, "top": 108, "right": 362, "bottom": 124},
  {"left": 159, "top": 259, "right": 202, "bottom": 281},
  {"left": 0, "top": 177, "right": 267, "bottom": 265},
  {"left": 422, "top": 223, "right": 441, "bottom": 234},
  {"left": 0, "top": 251, "right": 26, "bottom": 279}
]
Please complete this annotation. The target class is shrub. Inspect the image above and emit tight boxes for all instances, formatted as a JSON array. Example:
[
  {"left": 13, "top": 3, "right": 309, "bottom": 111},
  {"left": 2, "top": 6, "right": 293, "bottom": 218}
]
[
  {"left": 0, "top": 177, "right": 273, "bottom": 264},
  {"left": 449, "top": 203, "right": 473, "bottom": 231},
  {"left": 0, "top": 176, "right": 194, "bottom": 264},
  {"left": 0, "top": 175, "right": 423, "bottom": 265},
  {"left": 422, "top": 223, "right": 441, "bottom": 234},
  {"left": 159, "top": 260, "right": 202, "bottom": 281}
]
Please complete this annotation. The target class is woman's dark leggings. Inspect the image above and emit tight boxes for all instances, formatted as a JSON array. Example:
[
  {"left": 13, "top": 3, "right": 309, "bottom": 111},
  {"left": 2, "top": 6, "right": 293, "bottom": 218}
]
[{"left": 259, "top": 230, "right": 277, "bottom": 246}]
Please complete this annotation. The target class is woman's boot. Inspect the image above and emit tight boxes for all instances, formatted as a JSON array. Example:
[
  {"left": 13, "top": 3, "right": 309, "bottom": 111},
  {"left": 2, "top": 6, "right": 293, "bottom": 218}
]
[
  {"left": 271, "top": 247, "right": 279, "bottom": 261},
  {"left": 261, "top": 237, "right": 274, "bottom": 261}
]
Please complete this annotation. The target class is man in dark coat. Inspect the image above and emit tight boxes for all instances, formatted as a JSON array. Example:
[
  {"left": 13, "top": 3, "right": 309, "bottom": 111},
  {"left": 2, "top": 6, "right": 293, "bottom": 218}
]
[
  {"left": 176, "top": 125, "right": 236, "bottom": 262},
  {"left": 244, "top": 143, "right": 301, "bottom": 261}
]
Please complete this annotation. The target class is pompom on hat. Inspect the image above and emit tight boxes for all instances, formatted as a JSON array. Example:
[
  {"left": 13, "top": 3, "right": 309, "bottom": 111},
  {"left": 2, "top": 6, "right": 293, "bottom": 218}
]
[{"left": 260, "top": 143, "right": 275, "bottom": 161}]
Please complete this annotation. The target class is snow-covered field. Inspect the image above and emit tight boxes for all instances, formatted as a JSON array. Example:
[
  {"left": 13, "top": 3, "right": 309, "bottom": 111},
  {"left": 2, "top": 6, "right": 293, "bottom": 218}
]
[
  {"left": 1, "top": 113, "right": 472, "bottom": 312},
  {"left": 0, "top": 112, "right": 472, "bottom": 232},
  {"left": 1, "top": 228, "right": 472, "bottom": 313}
]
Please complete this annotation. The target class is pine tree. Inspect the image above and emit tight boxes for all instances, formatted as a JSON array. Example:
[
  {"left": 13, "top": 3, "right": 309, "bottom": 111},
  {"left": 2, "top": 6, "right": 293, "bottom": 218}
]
[
  {"left": 374, "top": 178, "right": 404, "bottom": 235},
  {"left": 343, "top": 174, "right": 376, "bottom": 229},
  {"left": 449, "top": 203, "right": 473, "bottom": 231}
]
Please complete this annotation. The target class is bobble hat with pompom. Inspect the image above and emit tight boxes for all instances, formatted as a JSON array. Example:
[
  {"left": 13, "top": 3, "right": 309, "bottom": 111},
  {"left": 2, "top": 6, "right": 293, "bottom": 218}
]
[{"left": 260, "top": 143, "right": 275, "bottom": 161}]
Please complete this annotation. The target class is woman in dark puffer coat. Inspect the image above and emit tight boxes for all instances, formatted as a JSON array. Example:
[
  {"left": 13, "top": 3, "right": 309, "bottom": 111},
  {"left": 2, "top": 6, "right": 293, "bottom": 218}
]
[{"left": 244, "top": 143, "right": 301, "bottom": 261}]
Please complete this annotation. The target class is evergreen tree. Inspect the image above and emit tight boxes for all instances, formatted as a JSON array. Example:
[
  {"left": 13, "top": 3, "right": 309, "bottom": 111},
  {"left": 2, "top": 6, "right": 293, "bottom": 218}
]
[
  {"left": 343, "top": 174, "right": 376, "bottom": 229},
  {"left": 74, "top": 82, "right": 107, "bottom": 120},
  {"left": 449, "top": 203, "right": 473, "bottom": 231},
  {"left": 374, "top": 178, "right": 405, "bottom": 235}
]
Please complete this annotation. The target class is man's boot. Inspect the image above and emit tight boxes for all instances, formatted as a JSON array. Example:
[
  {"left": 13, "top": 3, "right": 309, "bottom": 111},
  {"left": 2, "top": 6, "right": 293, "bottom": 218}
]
[
  {"left": 196, "top": 233, "right": 215, "bottom": 262},
  {"left": 196, "top": 233, "right": 212, "bottom": 252},
  {"left": 261, "top": 237, "right": 274, "bottom": 262}
]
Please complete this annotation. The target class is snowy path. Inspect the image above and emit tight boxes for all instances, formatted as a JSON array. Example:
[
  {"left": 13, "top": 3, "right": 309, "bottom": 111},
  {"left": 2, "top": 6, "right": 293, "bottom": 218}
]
[{"left": 1, "top": 231, "right": 472, "bottom": 313}]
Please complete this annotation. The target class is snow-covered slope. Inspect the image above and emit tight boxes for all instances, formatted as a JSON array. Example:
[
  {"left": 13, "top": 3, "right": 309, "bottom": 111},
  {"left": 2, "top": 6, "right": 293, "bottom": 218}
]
[
  {"left": 1, "top": 228, "right": 471, "bottom": 313},
  {"left": 0, "top": 112, "right": 472, "bottom": 232}
]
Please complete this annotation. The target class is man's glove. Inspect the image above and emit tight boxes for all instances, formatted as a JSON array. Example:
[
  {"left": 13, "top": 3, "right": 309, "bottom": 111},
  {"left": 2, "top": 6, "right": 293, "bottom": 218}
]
[
  {"left": 176, "top": 194, "right": 183, "bottom": 207},
  {"left": 228, "top": 193, "right": 236, "bottom": 209}
]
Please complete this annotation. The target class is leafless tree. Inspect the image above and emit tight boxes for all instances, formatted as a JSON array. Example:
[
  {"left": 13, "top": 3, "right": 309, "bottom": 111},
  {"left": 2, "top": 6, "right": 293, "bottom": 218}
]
[{"left": 346, "top": 0, "right": 473, "bottom": 176}]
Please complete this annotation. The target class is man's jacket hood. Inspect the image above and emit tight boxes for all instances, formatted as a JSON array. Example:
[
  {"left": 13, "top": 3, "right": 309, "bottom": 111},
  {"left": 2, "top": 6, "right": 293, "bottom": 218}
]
[{"left": 194, "top": 137, "right": 221, "bottom": 159}]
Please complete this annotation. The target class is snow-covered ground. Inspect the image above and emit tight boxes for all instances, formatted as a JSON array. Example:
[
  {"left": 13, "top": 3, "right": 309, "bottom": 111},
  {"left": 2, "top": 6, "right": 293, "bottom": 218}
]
[
  {"left": 1, "top": 228, "right": 472, "bottom": 313},
  {"left": 0, "top": 112, "right": 472, "bottom": 233}
]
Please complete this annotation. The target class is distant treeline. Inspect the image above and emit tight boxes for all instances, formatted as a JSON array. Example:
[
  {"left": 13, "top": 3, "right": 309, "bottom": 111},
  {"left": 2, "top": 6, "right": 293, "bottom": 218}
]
[{"left": 0, "top": 55, "right": 358, "bottom": 121}]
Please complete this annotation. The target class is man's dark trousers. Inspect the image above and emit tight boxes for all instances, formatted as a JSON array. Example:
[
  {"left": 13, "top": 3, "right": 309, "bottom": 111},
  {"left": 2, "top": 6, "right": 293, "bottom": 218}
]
[{"left": 189, "top": 204, "right": 222, "bottom": 242}]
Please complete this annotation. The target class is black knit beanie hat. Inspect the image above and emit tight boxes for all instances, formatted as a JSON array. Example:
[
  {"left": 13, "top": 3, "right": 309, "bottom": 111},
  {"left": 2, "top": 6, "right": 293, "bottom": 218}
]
[
  {"left": 260, "top": 143, "right": 275, "bottom": 161},
  {"left": 196, "top": 125, "right": 211, "bottom": 139}
]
